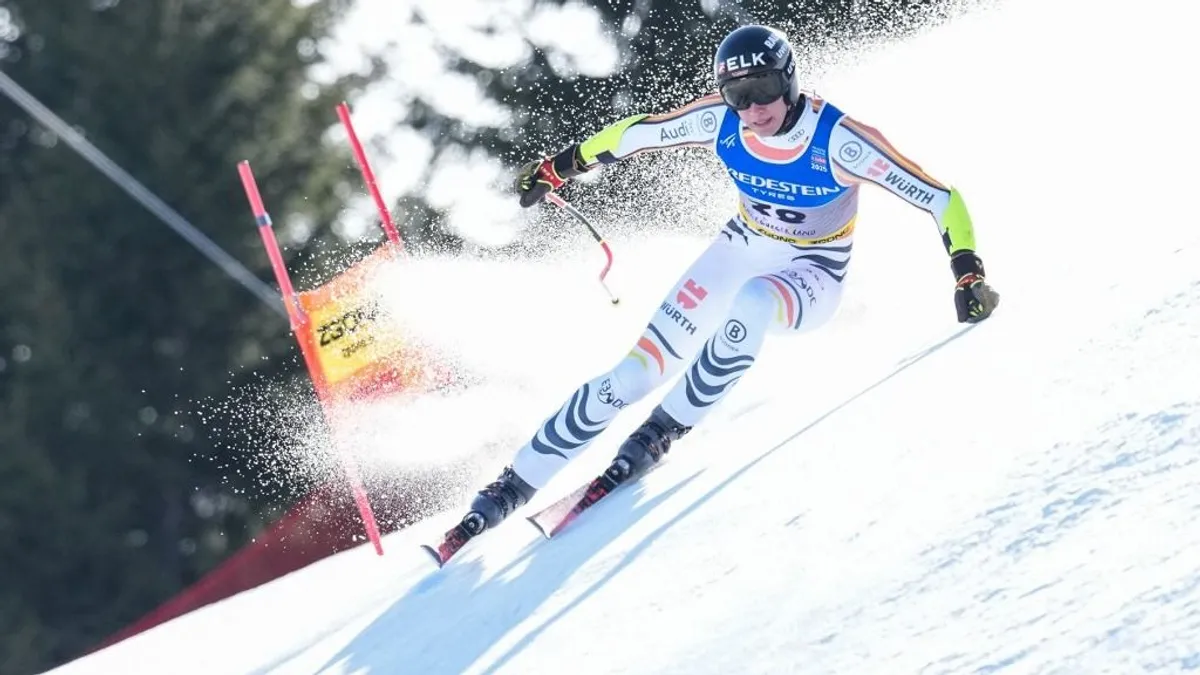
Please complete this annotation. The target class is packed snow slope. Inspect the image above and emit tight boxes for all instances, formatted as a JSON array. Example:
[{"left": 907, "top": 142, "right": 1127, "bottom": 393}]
[{"left": 51, "top": 0, "right": 1200, "bottom": 672}]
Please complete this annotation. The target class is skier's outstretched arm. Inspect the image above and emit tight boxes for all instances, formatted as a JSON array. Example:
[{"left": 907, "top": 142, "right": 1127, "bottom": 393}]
[
  {"left": 515, "top": 94, "right": 726, "bottom": 207},
  {"left": 829, "top": 115, "right": 1000, "bottom": 323}
]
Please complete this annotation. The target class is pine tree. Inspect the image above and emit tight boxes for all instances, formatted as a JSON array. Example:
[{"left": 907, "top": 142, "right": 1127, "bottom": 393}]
[{"left": 0, "top": 1, "right": 381, "bottom": 671}]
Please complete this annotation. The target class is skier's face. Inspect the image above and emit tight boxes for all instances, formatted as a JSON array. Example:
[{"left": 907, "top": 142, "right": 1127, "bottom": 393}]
[{"left": 737, "top": 97, "right": 787, "bottom": 136}]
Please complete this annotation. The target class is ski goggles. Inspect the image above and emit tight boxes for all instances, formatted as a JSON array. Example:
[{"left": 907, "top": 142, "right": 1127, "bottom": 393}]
[{"left": 719, "top": 72, "right": 788, "bottom": 110}]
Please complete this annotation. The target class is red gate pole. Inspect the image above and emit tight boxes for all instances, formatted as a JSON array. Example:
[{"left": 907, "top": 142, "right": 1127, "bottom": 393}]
[
  {"left": 336, "top": 102, "right": 404, "bottom": 251},
  {"left": 236, "top": 160, "right": 385, "bottom": 556}
]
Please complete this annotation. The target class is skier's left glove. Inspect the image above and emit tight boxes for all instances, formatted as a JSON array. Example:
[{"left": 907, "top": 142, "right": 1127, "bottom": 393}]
[
  {"left": 514, "top": 144, "right": 589, "bottom": 208},
  {"left": 951, "top": 250, "right": 1000, "bottom": 323}
]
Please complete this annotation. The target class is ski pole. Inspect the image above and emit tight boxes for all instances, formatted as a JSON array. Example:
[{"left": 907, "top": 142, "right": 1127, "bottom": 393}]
[{"left": 545, "top": 193, "right": 619, "bottom": 305}]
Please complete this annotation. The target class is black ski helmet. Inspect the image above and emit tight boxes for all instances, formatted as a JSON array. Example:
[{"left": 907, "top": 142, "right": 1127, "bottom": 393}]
[{"left": 713, "top": 25, "right": 803, "bottom": 132}]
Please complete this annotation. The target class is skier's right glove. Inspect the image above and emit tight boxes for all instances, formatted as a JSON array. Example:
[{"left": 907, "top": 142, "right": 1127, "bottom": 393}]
[
  {"left": 951, "top": 250, "right": 1000, "bottom": 323},
  {"left": 515, "top": 144, "right": 588, "bottom": 208}
]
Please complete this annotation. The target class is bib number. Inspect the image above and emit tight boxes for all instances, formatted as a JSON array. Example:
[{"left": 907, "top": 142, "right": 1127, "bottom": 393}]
[{"left": 749, "top": 201, "right": 806, "bottom": 224}]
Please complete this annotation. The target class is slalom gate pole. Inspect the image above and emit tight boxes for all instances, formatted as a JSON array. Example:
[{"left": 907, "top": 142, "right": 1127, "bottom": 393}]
[
  {"left": 336, "top": 101, "right": 617, "bottom": 307},
  {"left": 336, "top": 102, "right": 404, "bottom": 251},
  {"left": 237, "top": 162, "right": 303, "bottom": 327},
  {"left": 237, "top": 160, "right": 386, "bottom": 556},
  {"left": 545, "top": 193, "right": 620, "bottom": 305}
]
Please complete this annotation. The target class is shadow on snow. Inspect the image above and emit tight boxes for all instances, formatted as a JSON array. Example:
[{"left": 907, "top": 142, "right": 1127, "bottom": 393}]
[{"left": 305, "top": 325, "right": 979, "bottom": 674}]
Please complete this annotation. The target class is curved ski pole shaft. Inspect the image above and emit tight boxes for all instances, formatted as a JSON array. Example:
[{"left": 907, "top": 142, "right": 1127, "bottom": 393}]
[{"left": 545, "top": 193, "right": 619, "bottom": 305}]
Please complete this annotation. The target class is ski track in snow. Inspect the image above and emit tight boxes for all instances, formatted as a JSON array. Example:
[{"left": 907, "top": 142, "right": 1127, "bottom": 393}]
[{"left": 773, "top": 278, "right": 1200, "bottom": 675}]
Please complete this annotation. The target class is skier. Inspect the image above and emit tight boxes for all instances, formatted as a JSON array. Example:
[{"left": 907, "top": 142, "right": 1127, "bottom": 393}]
[{"left": 453, "top": 24, "right": 998, "bottom": 544}]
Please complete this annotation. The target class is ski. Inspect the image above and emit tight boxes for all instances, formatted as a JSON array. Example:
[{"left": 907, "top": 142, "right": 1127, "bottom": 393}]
[
  {"left": 420, "top": 521, "right": 477, "bottom": 568},
  {"left": 527, "top": 460, "right": 663, "bottom": 538},
  {"left": 424, "top": 459, "right": 665, "bottom": 565}
]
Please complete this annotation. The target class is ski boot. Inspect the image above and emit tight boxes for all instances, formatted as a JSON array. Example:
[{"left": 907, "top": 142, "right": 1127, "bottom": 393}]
[
  {"left": 461, "top": 465, "right": 538, "bottom": 535},
  {"left": 422, "top": 465, "right": 539, "bottom": 566},
  {"left": 606, "top": 405, "right": 691, "bottom": 484}
]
